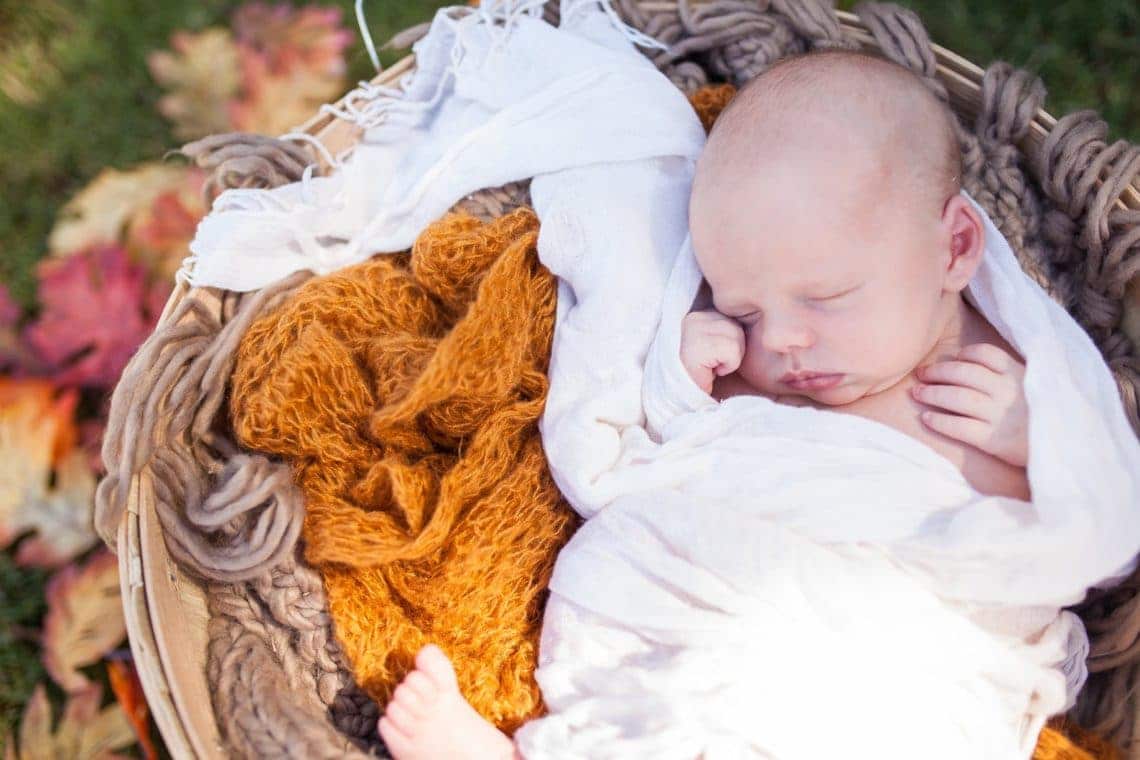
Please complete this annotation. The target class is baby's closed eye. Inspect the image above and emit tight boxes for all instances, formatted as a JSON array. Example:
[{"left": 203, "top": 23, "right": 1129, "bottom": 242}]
[{"left": 810, "top": 284, "right": 862, "bottom": 303}]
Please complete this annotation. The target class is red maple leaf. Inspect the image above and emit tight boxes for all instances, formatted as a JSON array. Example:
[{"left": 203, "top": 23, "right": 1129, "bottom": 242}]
[{"left": 22, "top": 245, "right": 170, "bottom": 390}]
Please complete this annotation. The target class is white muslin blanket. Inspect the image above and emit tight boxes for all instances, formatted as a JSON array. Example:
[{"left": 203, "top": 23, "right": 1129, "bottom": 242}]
[{"left": 183, "top": 2, "right": 1140, "bottom": 758}]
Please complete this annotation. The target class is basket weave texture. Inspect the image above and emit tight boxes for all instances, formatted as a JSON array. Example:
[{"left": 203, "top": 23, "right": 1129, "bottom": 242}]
[{"left": 95, "top": 1, "right": 1140, "bottom": 758}]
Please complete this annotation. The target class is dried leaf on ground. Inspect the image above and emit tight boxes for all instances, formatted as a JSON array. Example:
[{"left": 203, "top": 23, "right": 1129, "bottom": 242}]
[
  {"left": 47, "top": 164, "right": 188, "bottom": 257},
  {"left": 0, "top": 378, "right": 98, "bottom": 568},
  {"left": 42, "top": 549, "right": 126, "bottom": 693},
  {"left": 106, "top": 659, "right": 156, "bottom": 760},
  {"left": 4, "top": 683, "right": 133, "bottom": 760},
  {"left": 230, "top": 52, "right": 346, "bottom": 135},
  {"left": 0, "top": 38, "right": 63, "bottom": 108},
  {"left": 148, "top": 28, "right": 242, "bottom": 140},
  {"left": 228, "top": 4, "right": 351, "bottom": 135},
  {"left": 22, "top": 245, "right": 169, "bottom": 390},
  {"left": 232, "top": 4, "right": 352, "bottom": 78},
  {"left": 124, "top": 167, "right": 207, "bottom": 284}
]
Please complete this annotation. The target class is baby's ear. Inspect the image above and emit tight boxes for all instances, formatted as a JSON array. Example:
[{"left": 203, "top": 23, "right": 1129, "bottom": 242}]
[{"left": 940, "top": 194, "right": 985, "bottom": 291}]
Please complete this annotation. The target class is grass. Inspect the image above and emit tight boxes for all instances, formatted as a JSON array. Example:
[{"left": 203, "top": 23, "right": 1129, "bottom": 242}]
[
  {"left": 888, "top": 0, "right": 1139, "bottom": 142},
  {"left": 0, "top": 555, "right": 50, "bottom": 737}
]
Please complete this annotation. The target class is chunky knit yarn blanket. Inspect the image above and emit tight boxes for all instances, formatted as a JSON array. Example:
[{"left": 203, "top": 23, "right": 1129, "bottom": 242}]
[{"left": 230, "top": 207, "right": 581, "bottom": 732}]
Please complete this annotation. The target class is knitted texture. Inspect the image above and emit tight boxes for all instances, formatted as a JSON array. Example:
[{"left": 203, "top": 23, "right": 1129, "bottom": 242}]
[
  {"left": 229, "top": 207, "right": 581, "bottom": 734},
  {"left": 1036, "top": 716, "right": 1123, "bottom": 760}
]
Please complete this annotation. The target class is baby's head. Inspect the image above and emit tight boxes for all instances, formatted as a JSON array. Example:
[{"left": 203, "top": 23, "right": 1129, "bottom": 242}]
[{"left": 690, "top": 50, "right": 985, "bottom": 405}]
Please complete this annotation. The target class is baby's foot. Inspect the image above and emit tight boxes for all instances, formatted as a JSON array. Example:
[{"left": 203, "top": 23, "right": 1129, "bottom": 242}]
[{"left": 378, "top": 644, "right": 520, "bottom": 760}]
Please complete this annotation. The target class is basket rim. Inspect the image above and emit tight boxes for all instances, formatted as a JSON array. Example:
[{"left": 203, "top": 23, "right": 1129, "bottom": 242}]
[{"left": 120, "top": 8, "right": 1140, "bottom": 758}]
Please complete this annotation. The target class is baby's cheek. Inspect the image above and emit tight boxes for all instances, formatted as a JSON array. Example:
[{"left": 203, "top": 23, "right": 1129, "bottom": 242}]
[{"left": 738, "top": 338, "right": 770, "bottom": 384}]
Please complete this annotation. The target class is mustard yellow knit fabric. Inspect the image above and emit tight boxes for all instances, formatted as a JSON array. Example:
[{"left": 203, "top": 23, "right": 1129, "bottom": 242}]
[
  {"left": 231, "top": 207, "right": 581, "bottom": 733},
  {"left": 229, "top": 85, "right": 1118, "bottom": 756}
]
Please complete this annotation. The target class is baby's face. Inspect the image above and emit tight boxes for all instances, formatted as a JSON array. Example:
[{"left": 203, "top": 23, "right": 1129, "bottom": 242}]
[{"left": 690, "top": 162, "right": 951, "bottom": 406}]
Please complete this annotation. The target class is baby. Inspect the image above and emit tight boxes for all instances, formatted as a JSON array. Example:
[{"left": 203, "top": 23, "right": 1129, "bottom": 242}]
[
  {"left": 682, "top": 50, "right": 1031, "bottom": 503},
  {"left": 377, "top": 51, "right": 1035, "bottom": 759}
]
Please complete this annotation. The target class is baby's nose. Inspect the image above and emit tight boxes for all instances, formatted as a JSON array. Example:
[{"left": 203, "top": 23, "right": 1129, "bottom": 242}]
[{"left": 757, "top": 317, "right": 814, "bottom": 354}]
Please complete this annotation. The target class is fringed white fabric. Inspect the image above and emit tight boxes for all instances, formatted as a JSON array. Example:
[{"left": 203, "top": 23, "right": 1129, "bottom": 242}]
[{"left": 178, "top": 0, "right": 675, "bottom": 290}]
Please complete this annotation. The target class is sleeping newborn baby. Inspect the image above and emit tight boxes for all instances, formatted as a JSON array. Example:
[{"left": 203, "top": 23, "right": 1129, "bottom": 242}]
[
  {"left": 377, "top": 51, "right": 1132, "bottom": 760},
  {"left": 681, "top": 50, "right": 1031, "bottom": 503}
]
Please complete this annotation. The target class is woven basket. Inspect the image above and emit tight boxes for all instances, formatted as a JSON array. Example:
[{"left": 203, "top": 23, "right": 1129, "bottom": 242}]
[{"left": 113, "top": 5, "right": 1140, "bottom": 759}]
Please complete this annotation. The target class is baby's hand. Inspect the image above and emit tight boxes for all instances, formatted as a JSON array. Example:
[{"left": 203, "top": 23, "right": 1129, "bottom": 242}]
[
  {"left": 911, "top": 343, "right": 1029, "bottom": 467},
  {"left": 680, "top": 309, "right": 746, "bottom": 395}
]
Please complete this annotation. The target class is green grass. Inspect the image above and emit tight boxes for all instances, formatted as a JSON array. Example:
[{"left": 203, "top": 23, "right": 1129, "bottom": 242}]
[
  {"left": 0, "top": 554, "right": 49, "bottom": 737},
  {"left": 885, "top": 0, "right": 1139, "bottom": 143}
]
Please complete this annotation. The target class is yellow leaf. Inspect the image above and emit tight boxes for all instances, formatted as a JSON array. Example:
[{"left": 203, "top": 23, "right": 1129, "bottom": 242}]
[
  {"left": 42, "top": 549, "right": 126, "bottom": 693},
  {"left": 0, "top": 38, "right": 62, "bottom": 107},
  {"left": 9, "top": 684, "right": 134, "bottom": 760},
  {"left": 148, "top": 27, "right": 242, "bottom": 140},
  {"left": 47, "top": 164, "right": 188, "bottom": 257},
  {"left": 0, "top": 379, "right": 98, "bottom": 567},
  {"left": 15, "top": 687, "right": 50, "bottom": 760}
]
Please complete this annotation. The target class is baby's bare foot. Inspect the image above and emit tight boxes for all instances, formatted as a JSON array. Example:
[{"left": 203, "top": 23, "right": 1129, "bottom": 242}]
[{"left": 378, "top": 644, "right": 520, "bottom": 760}]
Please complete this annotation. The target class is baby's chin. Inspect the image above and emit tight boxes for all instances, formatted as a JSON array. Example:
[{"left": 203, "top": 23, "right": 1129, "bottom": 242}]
[{"left": 767, "top": 378, "right": 865, "bottom": 408}]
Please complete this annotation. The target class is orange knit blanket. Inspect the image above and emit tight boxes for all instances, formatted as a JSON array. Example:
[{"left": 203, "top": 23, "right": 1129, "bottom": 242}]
[
  {"left": 231, "top": 208, "right": 580, "bottom": 733},
  {"left": 228, "top": 84, "right": 1118, "bottom": 758}
]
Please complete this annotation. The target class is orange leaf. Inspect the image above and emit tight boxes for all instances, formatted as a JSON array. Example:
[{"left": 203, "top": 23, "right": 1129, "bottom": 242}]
[
  {"left": 42, "top": 549, "right": 126, "bottom": 693},
  {"left": 0, "top": 378, "right": 98, "bottom": 567},
  {"left": 229, "top": 46, "right": 345, "bottom": 136},
  {"left": 106, "top": 659, "right": 157, "bottom": 760},
  {"left": 148, "top": 28, "right": 242, "bottom": 140}
]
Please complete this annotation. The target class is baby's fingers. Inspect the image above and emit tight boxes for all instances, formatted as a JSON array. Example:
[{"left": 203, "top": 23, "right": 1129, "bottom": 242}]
[
  {"left": 920, "top": 411, "right": 992, "bottom": 450},
  {"left": 911, "top": 383, "right": 992, "bottom": 420},
  {"left": 917, "top": 360, "right": 999, "bottom": 396},
  {"left": 957, "top": 343, "right": 1023, "bottom": 376}
]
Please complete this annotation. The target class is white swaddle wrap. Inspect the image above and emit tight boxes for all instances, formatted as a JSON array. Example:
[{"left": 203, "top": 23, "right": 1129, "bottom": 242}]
[
  {"left": 182, "top": 2, "right": 1140, "bottom": 757},
  {"left": 513, "top": 194, "right": 1140, "bottom": 758}
]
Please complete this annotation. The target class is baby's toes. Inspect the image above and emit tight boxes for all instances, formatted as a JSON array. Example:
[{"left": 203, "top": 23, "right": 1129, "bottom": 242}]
[
  {"left": 415, "top": 644, "right": 459, "bottom": 691},
  {"left": 378, "top": 715, "right": 414, "bottom": 756},
  {"left": 383, "top": 700, "right": 419, "bottom": 733},
  {"left": 391, "top": 682, "right": 427, "bottom": 717},
  {"left": 401, "top": 670, "right": 436, "bottom": 703}
]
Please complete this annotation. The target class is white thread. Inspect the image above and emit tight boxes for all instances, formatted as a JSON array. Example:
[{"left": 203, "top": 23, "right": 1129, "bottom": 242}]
[
  {"left": 278, "top": 130, "right": 340, "bottom": 172},
  {"left": 563, "top": 0, "right": 669, "bottom": 50},
  {"left": 355, "top": 0, "right": 382, "bottom": 72}
]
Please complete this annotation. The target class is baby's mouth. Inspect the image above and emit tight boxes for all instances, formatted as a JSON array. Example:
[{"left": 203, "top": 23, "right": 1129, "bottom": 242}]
[{"left": 779, "top": 372, "right": 844, "bottom": 391}]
